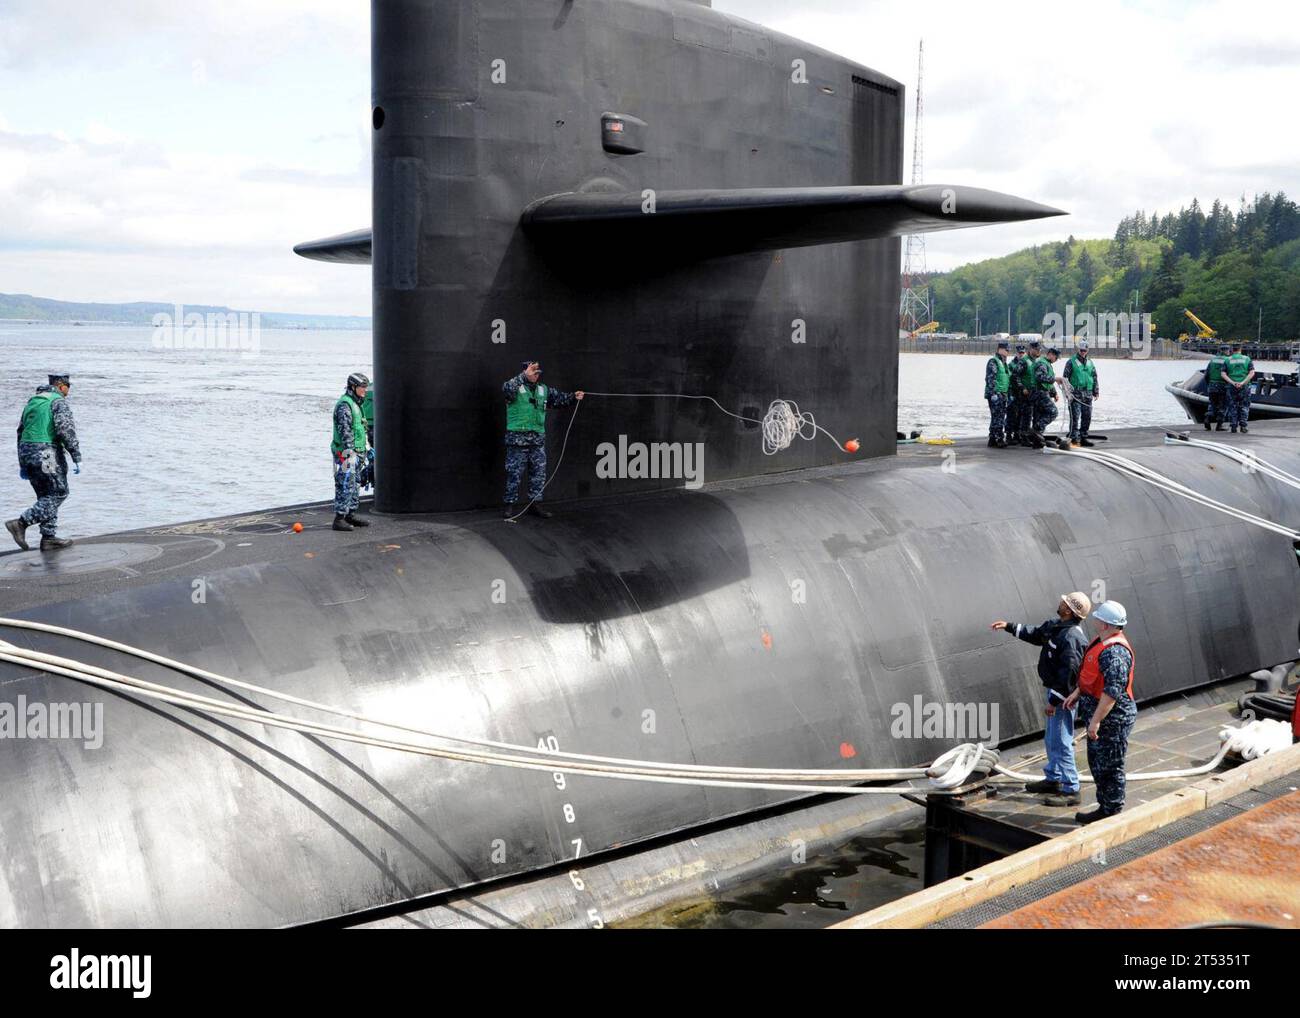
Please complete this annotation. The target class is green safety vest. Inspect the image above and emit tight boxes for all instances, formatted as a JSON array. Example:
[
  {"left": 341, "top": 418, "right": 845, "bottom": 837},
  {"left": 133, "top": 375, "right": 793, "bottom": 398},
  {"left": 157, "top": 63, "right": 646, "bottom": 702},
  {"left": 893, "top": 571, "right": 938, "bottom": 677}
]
[
  {"left": 1223, "top": 353, "right": 1253, "bottom": 384},
  {"left": 1034, "top": 356, "right": 1056, "bottom": 392},
  {"left": 1009, "top": 356, "right": 1030, "bottom": 391},
  {"left": 18, "top": 390, "right": 62, "bottom": 444},
  {"left": 988, "top": 356, "right": 1010, "bottom": 394},
  {"left": 361, "top": 389, "right": 374, "bottom": 427},
  {"left": 506, "top": 382, "right": 548, "bottom": 433},
  {"left": 1206, "top": 356, "right": 1226, "bottom": 383},
  {"left": 1065, "top": 354, "right": 1096, "bottom": 392},
  {"left": 331, "top": 394, "right": 367, "bottom": 454}
]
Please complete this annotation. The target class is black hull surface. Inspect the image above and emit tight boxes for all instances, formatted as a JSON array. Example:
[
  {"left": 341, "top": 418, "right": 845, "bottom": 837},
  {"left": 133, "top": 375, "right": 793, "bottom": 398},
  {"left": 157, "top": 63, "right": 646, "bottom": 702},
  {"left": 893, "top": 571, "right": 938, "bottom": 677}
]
[{"left": 2, "top": 425, "right": 1298, "bottom": 927}]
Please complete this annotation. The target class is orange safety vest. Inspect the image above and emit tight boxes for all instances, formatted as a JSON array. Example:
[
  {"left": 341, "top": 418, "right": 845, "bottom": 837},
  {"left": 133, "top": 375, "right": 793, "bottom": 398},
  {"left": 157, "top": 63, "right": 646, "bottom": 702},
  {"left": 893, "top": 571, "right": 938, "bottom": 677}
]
[{"left": 1078, "top": 632, "right": 1135, "bottom": 699}]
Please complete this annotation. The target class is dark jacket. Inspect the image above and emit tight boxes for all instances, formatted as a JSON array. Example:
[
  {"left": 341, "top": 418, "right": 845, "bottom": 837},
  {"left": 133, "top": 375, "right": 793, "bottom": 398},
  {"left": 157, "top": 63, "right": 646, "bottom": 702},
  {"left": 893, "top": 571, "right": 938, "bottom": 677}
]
[{"left": 1007, "top": 617, "right": 1088, "bottom": 698}]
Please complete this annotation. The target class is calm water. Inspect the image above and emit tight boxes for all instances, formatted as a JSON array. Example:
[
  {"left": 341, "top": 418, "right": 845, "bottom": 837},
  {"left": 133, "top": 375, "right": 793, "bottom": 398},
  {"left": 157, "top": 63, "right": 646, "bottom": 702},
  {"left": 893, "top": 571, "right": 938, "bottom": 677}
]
[{"left": 5, "top": 323, "right": 1272, "bottom": 540}]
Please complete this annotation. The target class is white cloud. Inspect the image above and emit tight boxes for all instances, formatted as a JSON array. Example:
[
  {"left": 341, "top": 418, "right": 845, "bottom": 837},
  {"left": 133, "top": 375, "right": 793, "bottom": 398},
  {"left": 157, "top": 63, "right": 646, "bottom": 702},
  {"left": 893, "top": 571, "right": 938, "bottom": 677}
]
[{"left": 0, "top": 0, "right": 1294, "bottom": 312}]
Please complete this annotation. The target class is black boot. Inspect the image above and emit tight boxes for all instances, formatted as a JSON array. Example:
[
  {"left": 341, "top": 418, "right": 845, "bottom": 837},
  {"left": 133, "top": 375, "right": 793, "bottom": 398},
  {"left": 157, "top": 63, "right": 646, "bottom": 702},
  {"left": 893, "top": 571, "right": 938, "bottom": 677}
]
[
  {"left": 1215, "top": 423, "right": 1226, "bottom": 431},
  {"left": 1024, "top": 778, "right": 1059, "bottom": 794},
  {"left": 503, "top": 504, "right": 518, "bottom": 522},
  {"left": 39, "top": 535, "right": 73, "bottom": 551},
  {"left": 1075, "top": 806, "right": 1116, "bottom": 825},
  {"left": 1045, "top": 790, "right": 1083, "bottom": 807},
  {"left": 527, "top": 503, "right": 553, "bottom": 519},
  {"left": 345, "top": 513, "right": 370, "bottom": 527},
  {"left": 1079, "top": 437, "right": 1096, "bottom": 447},
  {"left": 994, "top": 437, "right": 1007, "bottom": 448},
  {"left": 1240, "top": 425, "right": 1248, "bottom": 433},
  {"left": 333, "top": 515, "right": 354, "bottom": 531},
  {"left": 4, "top": 518, "right": 28, "bottom": 551},
  {"left": 987, "top": 436, "right": 997, "bottom": 448},
  {"left": 1231, "top": 426, "right": 1238, "bottom": 433}
]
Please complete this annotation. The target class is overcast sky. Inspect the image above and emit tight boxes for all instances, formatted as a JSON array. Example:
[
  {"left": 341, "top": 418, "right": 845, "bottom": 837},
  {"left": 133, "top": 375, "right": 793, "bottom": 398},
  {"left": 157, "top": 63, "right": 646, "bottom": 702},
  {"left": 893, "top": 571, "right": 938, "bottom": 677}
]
[{"left": 0, "top": 0, "right": 1295, "bottom": 315}]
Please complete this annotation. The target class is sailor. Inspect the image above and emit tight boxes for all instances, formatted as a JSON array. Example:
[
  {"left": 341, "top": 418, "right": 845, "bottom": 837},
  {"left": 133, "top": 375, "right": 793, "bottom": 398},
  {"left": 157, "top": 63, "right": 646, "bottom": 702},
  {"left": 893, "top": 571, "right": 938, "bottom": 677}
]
[
  {"left": 1062, "top": 341, "right": 1099, "bottom": 447},
  {"left": 1204, "top": 346, "right": 1228, "bottom": 431},
  {"left": 1007, "top": 343, "right": 1032, "bottom": 445},
  {"left": 1062, "top": 600, "right": 1137, "bottom": 824},
  {"left": 359, "top": 385, "right": 375, "bottom": 490},
  {"left": 6, "top": 373, "right": 81, "bottom": 552},
  {"left": 330, "top": 372, "right": 371, "bottom": 532},
  {"left": 991, "top": 592, "right": 1091, "bottom": 807},
  {"left": 502, "top": 361, "right": 584, "bottom": 520},
  {"left": 1222, "top": 343, "right": 1255, "bottom": 433},
  {"left": 983, "top": 341, "right": 1011, "bottom": 448},
  {"left": 1027, "top": 343, "right": 1059, "bottom": 447}
]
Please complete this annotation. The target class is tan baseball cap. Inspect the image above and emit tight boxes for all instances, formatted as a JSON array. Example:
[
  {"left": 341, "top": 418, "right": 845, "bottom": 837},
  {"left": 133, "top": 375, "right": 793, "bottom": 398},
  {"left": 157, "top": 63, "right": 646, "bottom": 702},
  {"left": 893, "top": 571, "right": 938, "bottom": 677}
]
[{"left": 1060, "top": 592, "right": 1092, "bottom": 619}]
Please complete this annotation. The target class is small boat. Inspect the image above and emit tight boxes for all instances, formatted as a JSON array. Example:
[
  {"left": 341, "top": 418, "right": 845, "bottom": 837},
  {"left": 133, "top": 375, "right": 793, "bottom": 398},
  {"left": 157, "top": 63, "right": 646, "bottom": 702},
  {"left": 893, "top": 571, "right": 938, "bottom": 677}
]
[{"left": 1166, "top": 365, "right": 1300, "bottom": 424}]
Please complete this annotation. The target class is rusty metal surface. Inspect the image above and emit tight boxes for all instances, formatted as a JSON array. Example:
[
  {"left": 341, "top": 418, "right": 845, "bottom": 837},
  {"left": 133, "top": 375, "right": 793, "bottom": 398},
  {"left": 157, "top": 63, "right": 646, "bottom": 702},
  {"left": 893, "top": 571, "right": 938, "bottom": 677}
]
[{"left": 984, "top": 790, "right": 1300, "bottom": 928}]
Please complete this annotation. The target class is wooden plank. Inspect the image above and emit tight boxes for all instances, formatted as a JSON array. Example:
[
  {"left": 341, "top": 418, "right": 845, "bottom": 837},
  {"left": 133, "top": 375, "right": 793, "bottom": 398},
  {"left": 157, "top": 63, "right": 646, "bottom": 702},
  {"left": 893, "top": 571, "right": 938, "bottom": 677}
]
[{"left": 832, "top": 743, "right": 1300, "bottom": 929}]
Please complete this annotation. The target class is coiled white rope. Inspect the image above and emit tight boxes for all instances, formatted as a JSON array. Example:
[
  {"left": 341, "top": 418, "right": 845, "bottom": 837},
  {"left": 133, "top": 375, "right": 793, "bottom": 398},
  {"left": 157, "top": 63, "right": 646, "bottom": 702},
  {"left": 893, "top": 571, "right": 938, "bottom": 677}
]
[
  {"left": 581, "top": 391, "right": 854, "bottom": 454},
  {"left": 1219, "top": 718, "right": 1294, "bottom": 759},
  {"left": 505, "top": 391, "right": 853, "bottom": 522}
]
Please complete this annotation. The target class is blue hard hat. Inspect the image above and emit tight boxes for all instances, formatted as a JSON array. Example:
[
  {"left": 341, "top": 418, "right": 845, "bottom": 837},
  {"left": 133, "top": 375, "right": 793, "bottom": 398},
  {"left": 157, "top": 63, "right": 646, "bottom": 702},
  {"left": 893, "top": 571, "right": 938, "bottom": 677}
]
[{"left": 1092, "top": 600, "right": 1127, "bottom": 627}]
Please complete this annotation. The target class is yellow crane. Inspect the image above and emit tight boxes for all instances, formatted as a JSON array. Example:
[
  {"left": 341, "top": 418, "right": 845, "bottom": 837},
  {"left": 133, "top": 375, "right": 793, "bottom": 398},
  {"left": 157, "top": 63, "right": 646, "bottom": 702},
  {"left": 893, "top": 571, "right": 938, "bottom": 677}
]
[
  {"left": 909, "top": 321, "right": 940, "bottom": 339},
  {"left": 1179, "top": 308, "right": 1217, "bottom": 342}
]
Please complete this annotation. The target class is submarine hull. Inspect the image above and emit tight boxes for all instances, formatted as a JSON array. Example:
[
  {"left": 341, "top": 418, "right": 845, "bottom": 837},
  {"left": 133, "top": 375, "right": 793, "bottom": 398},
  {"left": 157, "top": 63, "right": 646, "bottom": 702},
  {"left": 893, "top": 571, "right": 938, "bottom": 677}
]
[{"left": 2, "top": 425, "right": 1297, "bottom": 927}]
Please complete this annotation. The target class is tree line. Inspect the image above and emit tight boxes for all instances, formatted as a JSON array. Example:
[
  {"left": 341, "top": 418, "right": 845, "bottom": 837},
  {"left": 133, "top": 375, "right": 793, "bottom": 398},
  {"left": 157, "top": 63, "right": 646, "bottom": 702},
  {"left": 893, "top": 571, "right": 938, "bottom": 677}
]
[{"left": 923, "top": 192, "right": 1300, "bottom": 341}]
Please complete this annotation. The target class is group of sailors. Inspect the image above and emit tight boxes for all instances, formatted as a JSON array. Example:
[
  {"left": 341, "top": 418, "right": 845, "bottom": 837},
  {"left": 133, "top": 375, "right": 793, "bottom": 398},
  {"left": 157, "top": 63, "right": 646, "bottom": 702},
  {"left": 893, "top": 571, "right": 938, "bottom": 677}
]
[
  {"left": 984, "top": 340, "right": 1099, "bottom": 449},
  {"left": 985, "top": 340, "right": 1261, "bottom": 448},
  {"left": 1202, "top": 344, "right": 1256, "bottom": 433}
]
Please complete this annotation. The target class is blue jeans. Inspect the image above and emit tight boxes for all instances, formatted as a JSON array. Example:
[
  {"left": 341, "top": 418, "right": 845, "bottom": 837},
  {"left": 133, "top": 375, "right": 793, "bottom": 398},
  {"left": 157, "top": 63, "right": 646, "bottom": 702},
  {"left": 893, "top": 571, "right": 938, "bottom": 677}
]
[{"left": 1043, "top": 690, "right": 1079, "bottom": 792}]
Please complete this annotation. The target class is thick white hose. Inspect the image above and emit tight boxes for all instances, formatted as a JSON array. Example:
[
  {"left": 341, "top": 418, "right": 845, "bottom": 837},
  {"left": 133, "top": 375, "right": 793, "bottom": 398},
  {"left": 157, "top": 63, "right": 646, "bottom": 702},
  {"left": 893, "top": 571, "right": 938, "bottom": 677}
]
[
  {"left": 0, "top": 621, "right": 1272, "bottom": 792},
  {"left": 1165, "top": 435, "right": 1300, "bottom": 492},
  {"left": 0, "top": 643, "right": 911, "bottom": 795},
  {"left": 1045, "top": 446, "right": 1300, "bottom": 540},
  {"left": 0, "top": 618, "right": 925, "bottom": 782}
]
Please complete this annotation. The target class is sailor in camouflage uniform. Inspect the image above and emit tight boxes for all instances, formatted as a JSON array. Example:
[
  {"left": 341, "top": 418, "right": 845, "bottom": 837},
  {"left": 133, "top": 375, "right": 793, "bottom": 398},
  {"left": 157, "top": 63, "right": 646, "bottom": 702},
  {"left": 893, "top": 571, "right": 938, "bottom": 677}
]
[
  {"left": 1063, "top": 600, "right": 1137, "bottom": 824},
  {"left": 502, "top": 361, "right": 583, "bottom": 521},
  {"left": 1007, "top": 344, "right": 1032, "bottom": 445},
  {"left": 983, "top": 341, "right": 1011, "bottom": 448},
  {"left": 6, "top": 373, "right": 82, "bottom": 552},
  {"left": 330, "top": 372, "right": 372, "bottom": 532},
  {"left": 1027, "top": 343, "right": 1060, "bottom": 446}
]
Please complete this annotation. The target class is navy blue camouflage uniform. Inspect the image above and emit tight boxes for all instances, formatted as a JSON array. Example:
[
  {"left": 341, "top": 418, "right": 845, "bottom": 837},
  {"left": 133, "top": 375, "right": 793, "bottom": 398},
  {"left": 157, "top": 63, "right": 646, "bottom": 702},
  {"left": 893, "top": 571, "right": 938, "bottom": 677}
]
[
  {"left": 502, "top": 374, "right": 576, "bottom": 504},
  {"left": 1007, "top": 355, "right": 1032, "bottom": 440},
  {"left": 984, "top": 355, "right": 1009, "bottom": 442},
  {"left": 1031, "top": 357, "right": 1059, "bottom": 433},
  {"left": 332, "top": 398, "right": 365, "bottom": 516},
  {"left": 17, "top": 386, "right": 81, "bottom": 538},
  {"left": 1078, "top": 641, "right": 1137, "bottom": 814}
]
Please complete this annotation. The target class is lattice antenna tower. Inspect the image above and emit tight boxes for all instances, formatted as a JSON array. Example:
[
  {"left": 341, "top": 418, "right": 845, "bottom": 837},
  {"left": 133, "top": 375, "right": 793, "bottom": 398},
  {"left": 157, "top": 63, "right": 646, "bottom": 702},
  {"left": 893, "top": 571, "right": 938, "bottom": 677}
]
[{"left": 899, "top": 39, "right": 931, "bottom": 334}]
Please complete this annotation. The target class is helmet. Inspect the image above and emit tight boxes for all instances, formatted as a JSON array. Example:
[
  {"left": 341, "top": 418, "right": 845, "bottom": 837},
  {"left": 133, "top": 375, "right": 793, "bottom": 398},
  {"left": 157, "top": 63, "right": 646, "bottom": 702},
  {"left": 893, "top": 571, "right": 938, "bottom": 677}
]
[
  {"left": 1092, "top": 600, "right": 1127, "bottom": 627},
  {"left": 1060, "top": 592, "right": 1092, "bottom": 619},
  {"left": 347, "top": 372, "right": 371, "bottom": 390}
]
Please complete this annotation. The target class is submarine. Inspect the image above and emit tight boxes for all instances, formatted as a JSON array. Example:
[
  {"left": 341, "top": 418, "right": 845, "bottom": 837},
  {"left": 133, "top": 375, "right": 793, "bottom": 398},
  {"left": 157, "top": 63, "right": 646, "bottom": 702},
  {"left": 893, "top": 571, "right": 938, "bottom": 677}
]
[{"left": 2, "top": 0, "right": 1299, "bottom": 929}]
